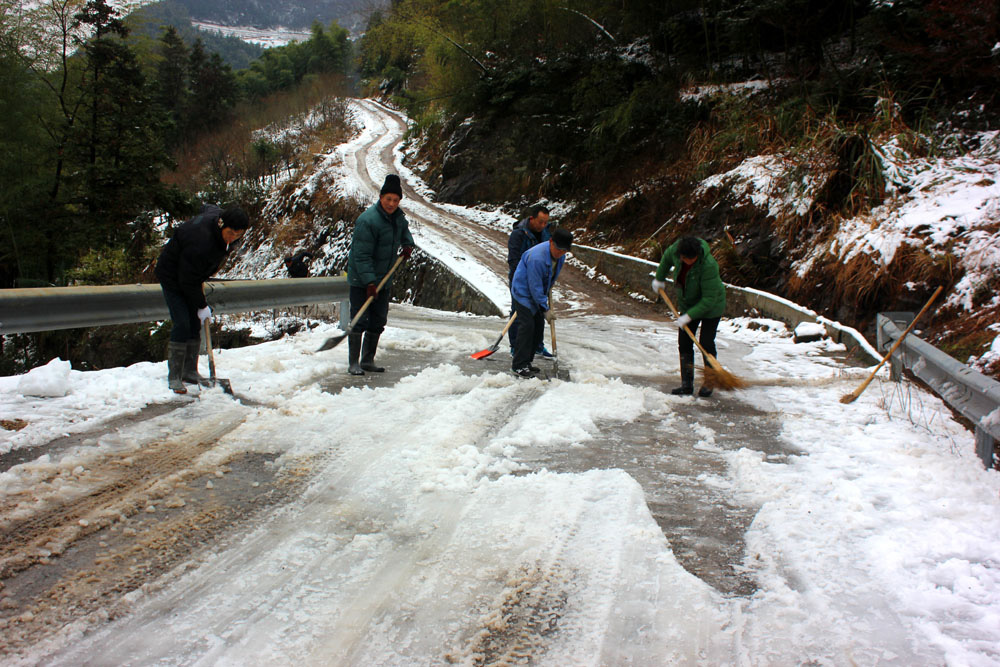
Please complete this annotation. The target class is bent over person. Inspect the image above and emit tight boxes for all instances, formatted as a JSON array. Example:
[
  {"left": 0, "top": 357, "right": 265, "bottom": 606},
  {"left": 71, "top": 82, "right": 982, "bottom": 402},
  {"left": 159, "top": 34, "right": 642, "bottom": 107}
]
[
  {"left": 510, "top": 228, "right": 573, "bottom": 378},
  {"left": 155, "top": 205, "right": 250, "bottom": 394},
  {"left": 345, "top": 174, "right": 414, "bottom": 375},
  {"left": 651, "top": 236, "right": 725, "bottom": 397}
]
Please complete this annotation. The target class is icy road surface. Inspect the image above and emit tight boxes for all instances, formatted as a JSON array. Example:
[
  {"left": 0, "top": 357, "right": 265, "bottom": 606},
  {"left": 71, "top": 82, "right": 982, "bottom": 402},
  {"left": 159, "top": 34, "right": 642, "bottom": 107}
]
[{"left": 2, "top": 307, "right": 997, "bottom": 665}]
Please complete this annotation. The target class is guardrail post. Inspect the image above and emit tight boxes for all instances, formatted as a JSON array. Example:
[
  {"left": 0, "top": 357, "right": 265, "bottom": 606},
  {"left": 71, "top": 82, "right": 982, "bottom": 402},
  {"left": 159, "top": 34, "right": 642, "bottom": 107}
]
[
  {"left": 879, "top": 312, "right": 913, "bottom": 382},
  {"left": 976, "top": 428, "right": 996, "bottom": 469},
  {"left": 340, "top": 300, "right": 350, "bottom": 331}
]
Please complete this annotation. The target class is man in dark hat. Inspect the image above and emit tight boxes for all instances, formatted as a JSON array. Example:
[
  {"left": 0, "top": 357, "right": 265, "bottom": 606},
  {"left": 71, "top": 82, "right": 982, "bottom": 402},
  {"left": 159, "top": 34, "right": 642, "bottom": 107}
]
[
  {"left": 155, "top": 204, "right": 250, "bottom": 394},
  {"left": 509, "top": 227, "right": 573, "bottom": 378},
  {"left": 345, "top": 174, "right": 415, "bottom": 375}
]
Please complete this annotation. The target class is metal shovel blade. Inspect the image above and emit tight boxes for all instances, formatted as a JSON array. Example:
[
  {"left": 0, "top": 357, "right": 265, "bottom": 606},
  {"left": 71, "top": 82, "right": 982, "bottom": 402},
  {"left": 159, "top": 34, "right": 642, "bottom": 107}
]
[{"left": 316, "top": 332, "right": 347, "bottom": 352}]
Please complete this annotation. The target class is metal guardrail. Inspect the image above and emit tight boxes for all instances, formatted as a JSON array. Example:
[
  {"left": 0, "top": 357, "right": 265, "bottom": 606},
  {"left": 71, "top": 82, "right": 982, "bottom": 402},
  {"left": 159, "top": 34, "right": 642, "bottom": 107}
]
[
  {"left": 878, "top": 313, "right": 1000, "bottom": 469},
  {"left": 0, "top": 278, "right": 350, "bottom": 335}
]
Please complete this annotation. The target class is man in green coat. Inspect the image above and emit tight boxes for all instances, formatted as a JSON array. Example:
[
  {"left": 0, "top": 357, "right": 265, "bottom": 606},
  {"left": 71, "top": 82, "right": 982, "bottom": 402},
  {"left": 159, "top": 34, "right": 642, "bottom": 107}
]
[
  {"left": 345, "top": 174, "right": 415, "bottom": 375},
  {"left": 651, "top": 236, "right": 726, "bottom": 397}
]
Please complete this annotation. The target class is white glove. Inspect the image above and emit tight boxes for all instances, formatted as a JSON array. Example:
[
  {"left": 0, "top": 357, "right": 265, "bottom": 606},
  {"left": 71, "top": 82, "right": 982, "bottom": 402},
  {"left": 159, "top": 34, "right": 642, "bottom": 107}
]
[
  {"left": 197, "top": 306, "right": 212, "bottom": 323},
  {"left": 651, "top": 279, "right": 665, "bottom": 294},
  {"left": 675, "top": 313, "right": 692, "bottom": 329}
]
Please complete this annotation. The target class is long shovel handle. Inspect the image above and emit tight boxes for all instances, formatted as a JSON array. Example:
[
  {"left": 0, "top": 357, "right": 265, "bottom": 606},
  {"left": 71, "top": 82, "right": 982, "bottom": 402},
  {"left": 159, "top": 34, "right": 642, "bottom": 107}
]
[
  {"left": 842, "top": 285, "right": 943, "bottom": 403},
  {"left": 345, "top": 254, "right": 407, "bottom": 333},
  {"left": 657, "top": 288, "right": 724, "bottom": 372},
  {"left": 204, "top": 319, "right": 218, "bottom": 385}
]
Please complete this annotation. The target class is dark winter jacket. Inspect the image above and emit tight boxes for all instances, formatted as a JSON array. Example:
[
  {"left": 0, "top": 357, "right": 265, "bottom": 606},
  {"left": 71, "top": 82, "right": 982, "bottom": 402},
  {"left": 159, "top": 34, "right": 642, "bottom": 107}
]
[
  {"left": 285, "top": 251, "right": 313, "bottom": 278},
  {"left": 155, "top": 205, "right": 236, "bottom": 309},
  {"left": 511, "top": 241, "right": 564, "bottom": 314},
  {"left": 654, "top": 238, "right": 726, "bottom": 320},
  {"left": 346, "top": 202, "right": 414, "bottom": 287},
  {"left": 507, "top": 218, "right": 552, "bottom": 284}
]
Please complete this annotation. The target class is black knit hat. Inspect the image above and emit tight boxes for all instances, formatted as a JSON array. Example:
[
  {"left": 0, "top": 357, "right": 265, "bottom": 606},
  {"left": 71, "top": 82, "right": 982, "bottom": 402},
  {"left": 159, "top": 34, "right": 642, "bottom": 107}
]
[
  {"left": 380, "top": 174, "right": 403, "bottom": 198},
  {"left": 552, "top": 227, "right": 573, "bottom": 250}
]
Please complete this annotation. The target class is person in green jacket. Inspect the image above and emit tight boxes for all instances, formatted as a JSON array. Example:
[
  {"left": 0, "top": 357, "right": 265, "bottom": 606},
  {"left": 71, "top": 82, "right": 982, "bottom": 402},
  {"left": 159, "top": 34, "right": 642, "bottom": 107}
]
[
  {"left": 345, "top": 174, "right": 415, "bottom": 375},
  {"left": 651, "top": 236, "right": 726, "bottom": 397}
]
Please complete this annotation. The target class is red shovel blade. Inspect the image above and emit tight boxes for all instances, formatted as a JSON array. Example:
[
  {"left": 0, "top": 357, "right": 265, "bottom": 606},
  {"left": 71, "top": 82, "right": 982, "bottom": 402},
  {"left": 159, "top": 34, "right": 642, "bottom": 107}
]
[{"left": 470, "top": 347, "right": 498, "bottom": 360}]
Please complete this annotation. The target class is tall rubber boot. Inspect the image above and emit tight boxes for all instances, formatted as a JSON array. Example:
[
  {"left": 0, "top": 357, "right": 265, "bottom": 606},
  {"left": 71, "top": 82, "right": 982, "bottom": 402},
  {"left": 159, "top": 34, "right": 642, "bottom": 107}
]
[
  {"left": 360, "top": 332, "right": 385, "bottom": 373},
  {"left": 183, "top": 339, "right": 207, "bottom": 385},
  {"left": 671, "top": 351, "right": 694, "bottom": 395},
  {"left": 347, "top": 333, "right": 365, "bottom": 375},
  {"left": 167, "top": 342, "right": 188, "bottom": 394}
]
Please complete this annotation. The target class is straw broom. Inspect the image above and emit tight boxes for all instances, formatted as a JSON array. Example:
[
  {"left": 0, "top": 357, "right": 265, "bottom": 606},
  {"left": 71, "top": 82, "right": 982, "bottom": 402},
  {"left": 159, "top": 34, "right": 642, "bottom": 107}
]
[
  {"left": 839, "top": 285, "right": 943, "bottom": 404},
  {"left": 657, "top": 288, "right": 747, "bottom": 391}
]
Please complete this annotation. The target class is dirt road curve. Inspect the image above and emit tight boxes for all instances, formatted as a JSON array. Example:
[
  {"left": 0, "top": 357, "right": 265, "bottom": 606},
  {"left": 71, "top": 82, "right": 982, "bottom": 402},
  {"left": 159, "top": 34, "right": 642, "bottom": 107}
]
[{"left": 347, "top": 99, "right": 669, "bottom": 322}]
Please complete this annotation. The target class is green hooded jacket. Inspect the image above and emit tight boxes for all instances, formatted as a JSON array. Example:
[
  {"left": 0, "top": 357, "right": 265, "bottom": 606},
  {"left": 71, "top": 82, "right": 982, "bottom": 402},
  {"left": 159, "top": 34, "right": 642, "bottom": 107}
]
[
  {"left": 346, "top": 202, "right": 415, "bottom": 287},
  {"left": 654, "top": 238, "right": 726, "bottom": 320}
]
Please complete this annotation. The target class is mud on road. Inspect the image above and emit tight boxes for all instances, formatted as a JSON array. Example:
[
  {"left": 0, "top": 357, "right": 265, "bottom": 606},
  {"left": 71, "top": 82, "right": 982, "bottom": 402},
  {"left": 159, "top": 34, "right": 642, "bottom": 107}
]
[{"left": 0, "top": 401, "right": 310, "bottom": 658}]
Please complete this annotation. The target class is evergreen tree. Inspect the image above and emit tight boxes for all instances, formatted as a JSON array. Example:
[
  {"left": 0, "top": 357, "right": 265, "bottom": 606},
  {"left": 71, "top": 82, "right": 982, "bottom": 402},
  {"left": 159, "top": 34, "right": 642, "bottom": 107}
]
[{"left": 155, "top": 25, "right": 189, "bottom": 145}]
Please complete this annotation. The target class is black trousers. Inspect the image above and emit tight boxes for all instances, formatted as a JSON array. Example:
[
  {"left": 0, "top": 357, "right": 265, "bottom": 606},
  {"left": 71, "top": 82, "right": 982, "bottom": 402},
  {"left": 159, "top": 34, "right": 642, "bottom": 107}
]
[
  {"left": 678, "top": 316, "right": 721, "bottom": 363},
  {"left": 161, "top": 286, "right": 200, "bottom": 343},
  {"left": 512, "top": 300, "right": 544, "bottom": 370},
  {"left": 349, "top": 285, "right": 391, "bottom": 334}
]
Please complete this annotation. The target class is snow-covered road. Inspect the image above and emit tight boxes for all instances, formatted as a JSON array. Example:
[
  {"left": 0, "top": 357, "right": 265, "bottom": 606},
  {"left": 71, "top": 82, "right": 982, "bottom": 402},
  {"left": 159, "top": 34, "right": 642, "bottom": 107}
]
[{"left": 1, "top": 98, "right": 998, "bottom": 665}]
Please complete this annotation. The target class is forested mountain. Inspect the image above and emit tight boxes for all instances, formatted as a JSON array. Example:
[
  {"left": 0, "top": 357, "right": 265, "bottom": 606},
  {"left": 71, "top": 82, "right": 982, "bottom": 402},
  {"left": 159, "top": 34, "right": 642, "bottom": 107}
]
[
  {"left": 126, "top": 0, "right": 264, "bottom": 70},
  {"left": 356, "top": 0, "right": 1000, "bottom": 372}
]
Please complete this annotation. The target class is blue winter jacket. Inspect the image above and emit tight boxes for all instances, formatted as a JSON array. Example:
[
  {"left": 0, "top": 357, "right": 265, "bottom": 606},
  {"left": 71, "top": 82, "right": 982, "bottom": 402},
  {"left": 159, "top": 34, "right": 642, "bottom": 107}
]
[{"left": 511, "top": 241, "right": 564, "bottom": 313}]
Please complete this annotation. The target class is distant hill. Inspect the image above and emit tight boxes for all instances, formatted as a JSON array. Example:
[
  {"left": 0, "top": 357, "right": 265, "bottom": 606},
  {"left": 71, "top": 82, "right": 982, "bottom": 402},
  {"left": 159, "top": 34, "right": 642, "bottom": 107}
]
[
  {"left": 127, "top": 1, "right": 264, "bottom": 70},
  {"left": 169, "top": 0, "right": 385, "bottom": 34}
]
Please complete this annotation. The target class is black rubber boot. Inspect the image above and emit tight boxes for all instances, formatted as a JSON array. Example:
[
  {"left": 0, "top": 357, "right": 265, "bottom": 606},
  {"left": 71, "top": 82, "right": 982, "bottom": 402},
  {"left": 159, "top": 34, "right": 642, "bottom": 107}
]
[
  {"left": 360, "top": 332, "right": 385, "bottom": 372},
  {"left": 167, "top": 342, "right": 188, "bottom": 394},
  {"left": 182, "top": 339, "right": 207, "bottom": 385},
  {"left": 671, "top": 351, "right": 694, "bottom": 395},
  {"left": 698, "top": 386, "right": 714, "bottom": 398},
  {"left": 347, "top": 333, "right": 365, "bottom": 375}
]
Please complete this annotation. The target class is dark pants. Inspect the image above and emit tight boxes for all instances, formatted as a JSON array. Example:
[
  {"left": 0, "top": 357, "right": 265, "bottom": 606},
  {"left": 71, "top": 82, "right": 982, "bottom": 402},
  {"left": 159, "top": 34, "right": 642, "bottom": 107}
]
[
  {"left": 512, "top": 300, "right": 544, "bottom": 370},
  {"left": 349, "top": 285, "right": 391, "bottom": 334},
  {"left": 678, "top": 316, "right": 721, "bottom": 363},
  {"left": 161, "top": 286, "right": 200, "bottom": 343}
]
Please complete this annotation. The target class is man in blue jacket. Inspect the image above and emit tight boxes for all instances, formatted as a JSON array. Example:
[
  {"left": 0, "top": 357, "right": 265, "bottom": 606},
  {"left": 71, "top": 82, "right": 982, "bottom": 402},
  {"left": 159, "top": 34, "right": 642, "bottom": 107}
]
[
  {"left": 155, "top": 204, "right": 250, "bottom": 393},
  {"left": 345, "top": 174, "right": 415, "bottom": 375},
  {"left": 510, "top": 227, "right": 573, "bottom": 378},
  {"left": 506, "top": 206, "right": 555, "bottom": 358}
]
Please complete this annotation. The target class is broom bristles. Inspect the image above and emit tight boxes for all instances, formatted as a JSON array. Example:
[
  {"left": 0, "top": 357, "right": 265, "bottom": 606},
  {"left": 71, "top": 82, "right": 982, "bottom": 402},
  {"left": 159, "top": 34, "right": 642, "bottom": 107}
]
[{"left": 701, "top": 365, "right": 749, "bottom": 391}]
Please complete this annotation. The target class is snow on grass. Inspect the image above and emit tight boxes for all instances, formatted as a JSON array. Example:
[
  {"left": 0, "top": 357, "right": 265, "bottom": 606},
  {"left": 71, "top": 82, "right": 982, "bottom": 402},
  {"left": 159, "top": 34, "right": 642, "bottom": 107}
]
[{"left": 697, "top": 153, "right": 829, "bottom": 220}]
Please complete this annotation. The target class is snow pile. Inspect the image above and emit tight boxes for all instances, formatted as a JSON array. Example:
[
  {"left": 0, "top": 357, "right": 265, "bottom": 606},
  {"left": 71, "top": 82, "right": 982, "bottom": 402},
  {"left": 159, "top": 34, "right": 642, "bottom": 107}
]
[
  {"left": 16, "top": 358, "right": 71, "bottom": 398},
  {"left": 680, "top": 79, "right": 780, "bottom": 102}
]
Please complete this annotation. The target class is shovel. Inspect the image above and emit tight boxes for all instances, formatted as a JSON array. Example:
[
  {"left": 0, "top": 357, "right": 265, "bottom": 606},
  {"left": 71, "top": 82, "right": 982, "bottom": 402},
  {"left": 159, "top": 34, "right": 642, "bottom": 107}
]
[
  {"left": 547, "top": 315, "right": 570, "bottom": 381},
  {"left": 203, "top": 320, "right": 234, "bottom": 395},
  {"left": 471, "top": 312, "right": 517, "bottom": 360},
  {"left": 317, "top": 255, "right": 406, "bottom": 352}
]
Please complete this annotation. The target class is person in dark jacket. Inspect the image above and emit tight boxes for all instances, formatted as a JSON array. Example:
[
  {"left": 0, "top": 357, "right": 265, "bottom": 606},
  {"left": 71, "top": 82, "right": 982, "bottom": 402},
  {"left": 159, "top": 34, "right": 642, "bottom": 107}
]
[
  {"left": 651, "top": 236, "right": 726, "bottom": 397},
  {"left": 506, "top": 206, "right": 554, "bottom": 357},
  {"left": 155, "top": 204, "right": 250, "bottom": 394},
  {"left": 284, "top": 250, "right": 313, "bottom": 278},
  {"left": 344, "top": 174, "right": 415, "bottom": 375},
  {"left": 510, "top": 228, "right": 573, "bottom": 378}
]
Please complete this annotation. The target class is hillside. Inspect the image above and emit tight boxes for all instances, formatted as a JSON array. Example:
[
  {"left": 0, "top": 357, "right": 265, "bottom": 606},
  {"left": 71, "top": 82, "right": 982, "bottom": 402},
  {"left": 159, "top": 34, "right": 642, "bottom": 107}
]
[{"left": 356, "top": 0, "right": 1000, "bottom": 378}]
